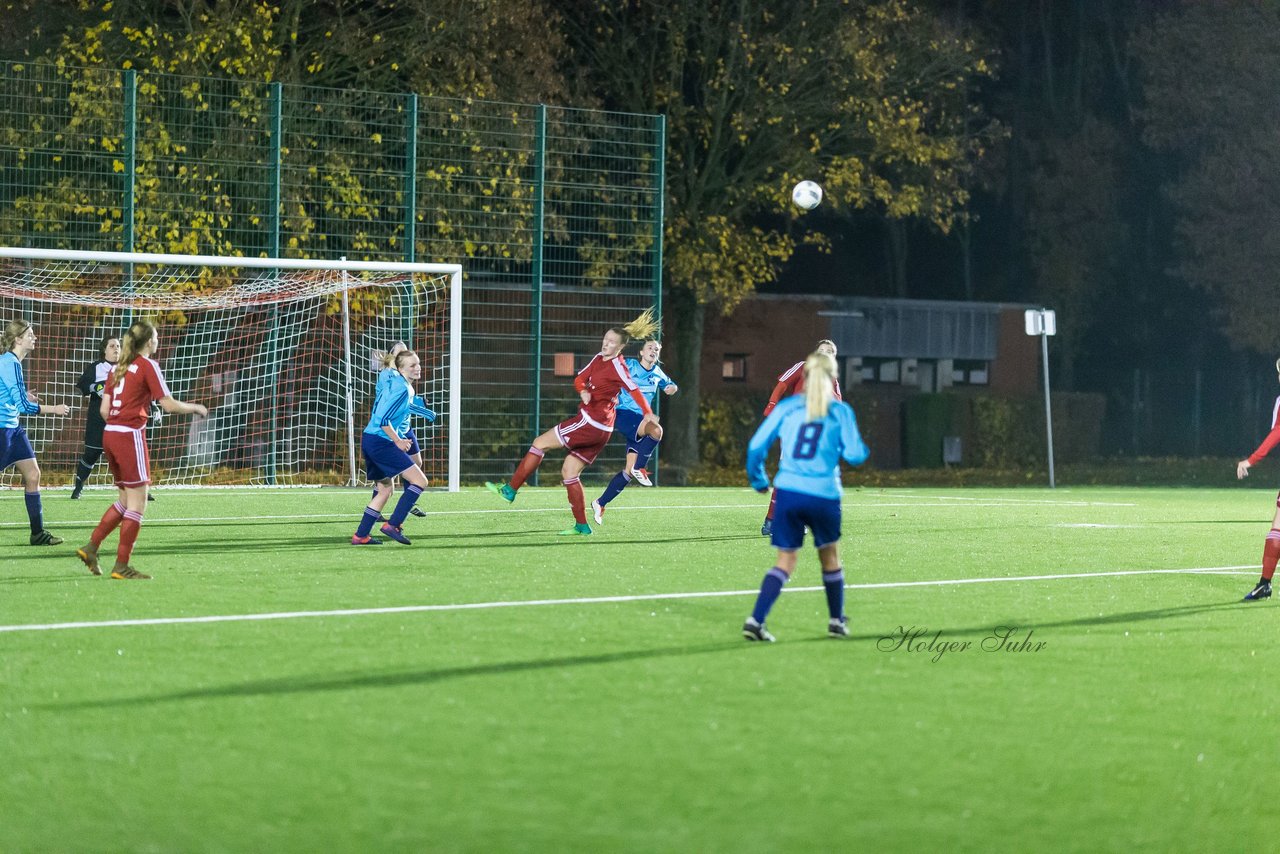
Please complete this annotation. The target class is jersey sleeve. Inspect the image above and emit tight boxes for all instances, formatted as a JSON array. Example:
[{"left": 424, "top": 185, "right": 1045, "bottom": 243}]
[
  {"left": 76, "top": 363, "right": 95, "bottom": 397},
  {"left": 611, "top": 357, "right": 652, "bottom": 415},
  {"left": 2, "top": 360, "right": 39, "bottom": 415},
  {"left": 763, "top": 363, "right": 802, "bottom": 416},
  {"left": 836, "top": 403, "right": 869, "bottom": 466},
  {"left": 408, "top": 395, "right": 437, "bottom": 423},
  {"left": 142, "top": 360, "right": 172, "bottom": 403},
  {"left": 745, "top": 404, "right": 788, "bottom": 490},
  {"left": 574, "top": 355, "right": 601, "bottom": 393},
  {"left": 655, "top": 367, "right": 676, "bottom": 390}
]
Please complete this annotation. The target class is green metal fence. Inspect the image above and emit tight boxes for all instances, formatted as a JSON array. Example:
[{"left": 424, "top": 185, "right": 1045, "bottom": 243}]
[{"left": 0, "top": 60, "right": 664, "bottom": 485}]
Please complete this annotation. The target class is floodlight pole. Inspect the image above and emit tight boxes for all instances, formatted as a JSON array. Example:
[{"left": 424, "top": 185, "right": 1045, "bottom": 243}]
[{"left": 1026, "top": 308, "right": 1057, "bottom": 489}]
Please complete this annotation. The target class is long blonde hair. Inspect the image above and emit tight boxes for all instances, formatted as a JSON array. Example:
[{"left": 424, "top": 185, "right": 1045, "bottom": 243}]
[
  {"left": 1, "top": 319, "right": 32, "bottom": 353},
  {"left": 804, "top": 351, "right": 838, "bottom": 421},
  {"left": 378, "top": 340, "right": 408, "bottom": 370},
  {"left": 611, "top": 306, "right": 660, "bottom": 346},
  {"left": 114, "top": 320, "right": 156, "bottom": 386}
]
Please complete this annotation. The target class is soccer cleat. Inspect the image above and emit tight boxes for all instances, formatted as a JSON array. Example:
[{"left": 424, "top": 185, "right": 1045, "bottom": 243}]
[
  {"left": 592, "top": 499, "right": 605, "bottom": 525},
  {"left": 828, "top": 616, "right": 850, "bottom": 638},
  {"left": 351, "top": 534, "right": 383, "bottom": 546},
  {"left": 558, "top": 522, "right": 593, "bottom": 536},
  {"left": 380, "top": 523, "right": 412, "bottom": 545},
  {"left": 70, "top": 484, "right": 83, "bottom": 500},
  {"left": 1244, "top": 580, "right": 1273, "bottom": 602},
  {"left": 760, "top": 519, "right": 772, "bottom": 537},
  {"left": 76, "top": 543, "right": 102, "bottom": 576},
  {"left": 110, "top": 565, "right": 151, "bottom": 580},
  {"left": 742, "top": 618, "right": 776, "bottom": 642},
  {"left": 147, "top": 491, "right": 156, "bottom": 502},
  {"left": 631, "top": 468, "right": 653, "bottom": 487},
  {"left": 485, "top": 481, "right": 516, "bottom": 503},
  {"left": 30, "top": 530, "right": 63, "bottom": 546},
  {"left": 409, "top": 506, "right": 427, "bottom": 518}
]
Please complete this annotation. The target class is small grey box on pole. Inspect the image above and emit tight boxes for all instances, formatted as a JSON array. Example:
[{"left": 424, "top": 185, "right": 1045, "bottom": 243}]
[{"left": 1025, "top": 308, "right": 1058, "bottom": 488}]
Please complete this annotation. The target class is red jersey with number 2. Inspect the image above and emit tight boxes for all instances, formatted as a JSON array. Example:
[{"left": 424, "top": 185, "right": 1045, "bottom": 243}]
[{"left": 106, "top": 356, "right": 171, "bottom": 429}]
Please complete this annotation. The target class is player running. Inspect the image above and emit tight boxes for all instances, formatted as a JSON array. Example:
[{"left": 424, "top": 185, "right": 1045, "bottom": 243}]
[
  {"left": 1236, "top": 356, "right": 1280, "bottom": 601},
  {"left": 742, "top": 349, "right": 868, "bottom": 642},
  {"left": 350, "top": 348, "right": 436, "bottom": 546},
  {"left": 76, "top": 321, "right": 207, "bottom": 579},
  {"left": 0, "top": 319, "right": 72, "bottom": 545},
  {"left": 760, "top": 338, "right": 842, "bottom": 536},
  {"left": 591, "top": 337, "right": 677, "bottom": 525},
  {"left": 371, "top": 341, "right": 428, "bottom": 522},
  {"left": 485, "top": 308, "right": 660, "bottom": 535}
]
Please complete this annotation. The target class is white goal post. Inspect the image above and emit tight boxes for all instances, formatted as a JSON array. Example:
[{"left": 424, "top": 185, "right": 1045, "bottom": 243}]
[{"left": 0, "top": 247, "right": 462, "bottom": 491}]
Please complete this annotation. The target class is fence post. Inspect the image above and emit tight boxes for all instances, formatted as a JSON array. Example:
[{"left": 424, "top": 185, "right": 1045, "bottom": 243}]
[
  {"left": 122, "top": 69, "right": 137, "bottom": 309},
  {"left": 403, "top": 92, "right": 418, "bottom": 343},
  {"left": 265, "top": 81, "right": 283, "bottom": 484},
  {"left": 649, "top": 113, "right": 666, "bottom": 483},
  {"left": 529, "top": 104, "right": 547, "bottom": 485}
]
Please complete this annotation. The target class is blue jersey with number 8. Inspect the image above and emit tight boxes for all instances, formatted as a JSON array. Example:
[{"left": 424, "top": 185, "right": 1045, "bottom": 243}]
[{"left": 746, "top": 394, "right": 868, "bottom": 499}]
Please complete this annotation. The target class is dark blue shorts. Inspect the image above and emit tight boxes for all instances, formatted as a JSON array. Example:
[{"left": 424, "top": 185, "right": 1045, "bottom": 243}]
[
  {"left": 771, "top": 488, "right": 842, "bottom": 551},
  {"left": 406, "top": 429, "right": 420, "bottom": 456},
  {"left": 362, "top": 432, "right": 415, "bottom": 482},
  {"left": 0, "top": 426, "right": 35, "bottom": 471},
  {"left": 613, "top": 409, "right": 644, "bottom": 447}
]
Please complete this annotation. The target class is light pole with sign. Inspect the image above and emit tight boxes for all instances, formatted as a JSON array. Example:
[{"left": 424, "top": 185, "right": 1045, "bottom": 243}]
[{"left": 1025, "top": 308, "right": 1057, "bottom": 488}]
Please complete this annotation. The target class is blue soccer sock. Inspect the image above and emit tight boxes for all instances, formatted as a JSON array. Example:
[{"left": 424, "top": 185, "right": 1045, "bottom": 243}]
[
  {"left": 388, "top": 483, "right": 424, "bottom": 527},
  {"left": 597, "top": 470, "right": 631, "bottom": 508},
  {"left": 751, "top": 567, "right": 790, "bottom": 624},
  {"left": 24, "top": 491, "right": 44, "bottom": 534},
  {"left": 355, "top": 507, "right": 381, "bottom": 538},
  {"left": 822, "top": 568, "right": 845, "bottom": 619},
  {"left": 633, "top": 436, "right": 659, "bottom": 470}
]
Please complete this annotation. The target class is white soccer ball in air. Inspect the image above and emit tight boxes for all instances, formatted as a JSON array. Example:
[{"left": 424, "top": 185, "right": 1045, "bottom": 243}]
[{"left": 791, "top": 180, "right": 823, "bottom": 211}]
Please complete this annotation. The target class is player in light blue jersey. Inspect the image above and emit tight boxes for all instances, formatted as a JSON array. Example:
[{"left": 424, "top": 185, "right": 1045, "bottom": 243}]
[
  {"left": 591, "top": 338, "right": 677, "bottom": 524},
  {"left": 742, "top": 350, "right": 869, "bottom": 641},
  {"left": 350, "top": 348, "right": 435, "bottom": 545},
  {"left": 1, "top": 319, "right": 72, "bottom": 546},
  {"left": 370, "top": 341, "right": 428, "bottom": 521}
]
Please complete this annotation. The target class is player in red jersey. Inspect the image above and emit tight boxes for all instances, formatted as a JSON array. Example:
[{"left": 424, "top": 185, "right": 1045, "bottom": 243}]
[
  {"left": 485, "top": 308, "right": 661, "bottom": 535},
  {"left": 761, "top": 339, "right": 841, "bottom": 536},
  {"left": 1237, "top": 357, "right": 1280, "bottom": 601},
  {"left": 75, "top": 320, "right": 207, "bottom": 580}
]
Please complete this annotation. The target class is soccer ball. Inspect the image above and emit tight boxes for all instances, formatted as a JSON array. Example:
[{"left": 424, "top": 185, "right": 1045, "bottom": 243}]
[{"left": 791, "top": 180, "right": 823, "bottom": 211}]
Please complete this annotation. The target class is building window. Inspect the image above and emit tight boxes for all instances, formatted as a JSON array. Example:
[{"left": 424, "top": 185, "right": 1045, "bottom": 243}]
[
  {"left": 952, "top": 359, "right": 990, "bottom": 385},
  {"left": 554, "top": 352, "right": 577, "bottom": 377},
  {"left": 722, "top": 354, "right": 748, "bottom": 381},
  {"left": 860, "top": 358, "right": 900, "bottom": 384}
]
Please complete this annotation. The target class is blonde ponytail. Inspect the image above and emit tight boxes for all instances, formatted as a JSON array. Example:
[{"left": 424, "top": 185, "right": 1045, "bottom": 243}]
[
  {"left": 114, "top": 320, "right": 156, "bottom": 386},
  {"left": 612, "top": 306, "right": 660, "bottom": 346},
  {"left": 804, "top": 351, "right": 838, "bottom": 421}
]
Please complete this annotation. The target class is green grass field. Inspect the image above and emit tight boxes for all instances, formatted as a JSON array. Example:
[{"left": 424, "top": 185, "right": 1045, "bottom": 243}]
[{"left": 3, "top": 485, "right": 1278, "bottom": 852}]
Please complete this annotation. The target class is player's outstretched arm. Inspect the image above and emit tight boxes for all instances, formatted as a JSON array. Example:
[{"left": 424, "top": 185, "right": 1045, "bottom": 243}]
[{"left": 158, "top": 395, "right": 208, "bottom": 418}]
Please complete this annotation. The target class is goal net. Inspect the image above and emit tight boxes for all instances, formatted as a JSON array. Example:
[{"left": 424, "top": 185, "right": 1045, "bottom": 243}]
[{"left": 0, "top": 248, "right": 462, "bottom": 490}]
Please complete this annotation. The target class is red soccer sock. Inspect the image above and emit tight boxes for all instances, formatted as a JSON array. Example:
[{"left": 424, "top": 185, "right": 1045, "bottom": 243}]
[
  {"left": 116, "top": 510, "right": 143, "bottom": 567},
  {"left": 564, "top": 477, "right": 586, "bottom": 524},
  {"left": 1262, "top": 529, "right": 1280, "bottom": 581},
  {"left": 766, "top": 488, "right": 778, "bottom": 521},
  {"left": 90, "top": 501, "right": 126, "bottom": 548},
  {"left": 509, "top": 446, "right": 546, "bottom": 491}
]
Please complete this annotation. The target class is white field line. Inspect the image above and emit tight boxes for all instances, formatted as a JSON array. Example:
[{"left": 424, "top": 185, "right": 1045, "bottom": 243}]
[
  {"left": 0, "top": 500, "right": 1145, "bottom": 528},
  {"left": 0, "top": 565, "right": 1255, "bottom": 634}
]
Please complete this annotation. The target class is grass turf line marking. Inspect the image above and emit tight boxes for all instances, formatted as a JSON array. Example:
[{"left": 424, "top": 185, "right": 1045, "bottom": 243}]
[{"left": 0, "top": 565, "right": 1255, "bottom": 634}]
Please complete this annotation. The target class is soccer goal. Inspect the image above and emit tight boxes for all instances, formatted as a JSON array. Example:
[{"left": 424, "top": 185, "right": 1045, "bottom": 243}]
[{"left": 0, "top": 247, "right": 462, "bottom": 491}]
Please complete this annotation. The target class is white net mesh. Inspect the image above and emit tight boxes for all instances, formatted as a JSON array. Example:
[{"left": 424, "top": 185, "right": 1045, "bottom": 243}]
[{"left": 1, "top": 253, "right": 454, "bottom": 488}]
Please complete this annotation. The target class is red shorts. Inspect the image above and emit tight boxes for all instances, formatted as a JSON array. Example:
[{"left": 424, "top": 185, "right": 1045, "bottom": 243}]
[
  {"left": 555, "top": 413, "right": 611, "bottom": 465},
  {"left": 103, "top": 426, "right": 152, "bottom": 487}
]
